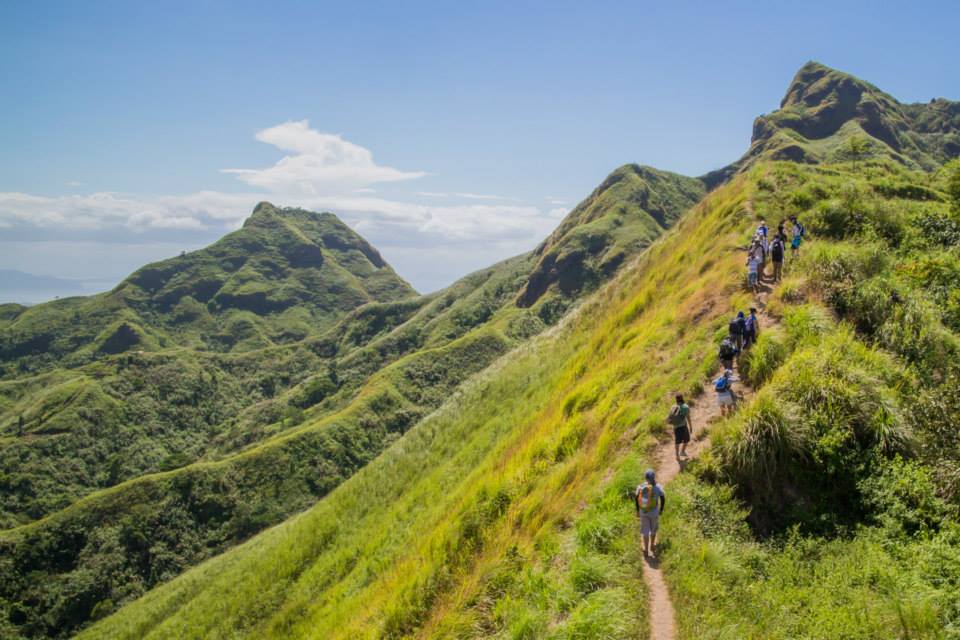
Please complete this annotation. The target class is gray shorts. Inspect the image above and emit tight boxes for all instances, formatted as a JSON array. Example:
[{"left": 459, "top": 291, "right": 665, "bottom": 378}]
[
  {"left": 640, "top": 510, "right": 660, "bottom": 536},
  {"left": 717, "top": 390, "right": 735, "bottom": 406}
]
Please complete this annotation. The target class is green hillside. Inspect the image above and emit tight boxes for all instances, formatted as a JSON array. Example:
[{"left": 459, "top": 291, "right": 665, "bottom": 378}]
[
  {"left": 0, "top": 166, "right": 703, "bottom": 638},
  {"left": 78, "top": 155, "right": 960, "bottom": 640},
  {"left": 65, "top": 62, "right": 960, "bottom": 640},
  {"left": 0, "top": 203, "right": 420, "bottom": 527},
  {"left": 704, "top": 61, "right": 960, "bottom": 187}
]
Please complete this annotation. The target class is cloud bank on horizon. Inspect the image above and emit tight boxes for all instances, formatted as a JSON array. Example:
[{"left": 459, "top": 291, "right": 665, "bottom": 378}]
[{"left": 0, "top": 121, "right": 569, "bottom": 294}]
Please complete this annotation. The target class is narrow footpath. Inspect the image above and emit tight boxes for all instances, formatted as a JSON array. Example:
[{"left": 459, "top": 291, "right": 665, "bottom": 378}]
[{"left": 642, "top": 284, "right": 778, "bottom": 640}]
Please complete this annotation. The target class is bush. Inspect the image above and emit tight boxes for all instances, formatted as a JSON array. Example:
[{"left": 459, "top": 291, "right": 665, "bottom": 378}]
[
  {"left": 859, "top": 457, "right": 955, "bottom": 537},
  {"left": 740, "top": 332, "right": 788, "bottom": 388}
]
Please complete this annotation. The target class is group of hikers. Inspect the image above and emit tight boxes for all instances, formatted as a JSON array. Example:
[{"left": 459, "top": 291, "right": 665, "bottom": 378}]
[
  {"left": 745, "top": 215, "right": 805, "bottom": 293},
  {"left": 635, "top": 216, "right": 806, "bottom": 558}
]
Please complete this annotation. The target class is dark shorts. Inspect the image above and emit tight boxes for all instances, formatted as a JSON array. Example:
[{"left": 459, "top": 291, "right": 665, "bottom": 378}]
[{"left": 673, "top": 425, "right": 690, "bottom": 444}]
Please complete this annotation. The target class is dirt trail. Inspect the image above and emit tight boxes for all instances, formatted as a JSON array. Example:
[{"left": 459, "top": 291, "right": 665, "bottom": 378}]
[{"left": 641, "top": 281, "right": 778, "bottom": 640}]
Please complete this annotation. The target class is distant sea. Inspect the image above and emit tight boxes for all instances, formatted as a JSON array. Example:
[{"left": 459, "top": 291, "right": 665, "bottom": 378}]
[{"left": 0, "top": 270, "right": 115, "bottom": 306}]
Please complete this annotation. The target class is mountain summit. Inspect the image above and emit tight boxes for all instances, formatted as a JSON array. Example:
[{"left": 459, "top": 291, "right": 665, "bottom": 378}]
[
  {"left": 0, "top": 203, "right": 415, "bottom": 365},
  {"left": 704, "top": 61, "right": 960, "bottom": 186}
]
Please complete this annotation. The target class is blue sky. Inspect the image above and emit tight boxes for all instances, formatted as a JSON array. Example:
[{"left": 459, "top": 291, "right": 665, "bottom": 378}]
[{"left": 2, "top": 0, "right": 959, "bottom": 300}]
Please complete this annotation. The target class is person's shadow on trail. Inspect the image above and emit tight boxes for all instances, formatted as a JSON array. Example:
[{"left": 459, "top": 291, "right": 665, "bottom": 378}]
[{"left": 644, "top": 554, "right": 662, "bottom": 569}]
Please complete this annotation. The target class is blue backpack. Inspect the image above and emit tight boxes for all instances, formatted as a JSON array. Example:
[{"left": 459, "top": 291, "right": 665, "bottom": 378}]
[{"left": 714, "top": 376, "right": 729, "bottom": 392}]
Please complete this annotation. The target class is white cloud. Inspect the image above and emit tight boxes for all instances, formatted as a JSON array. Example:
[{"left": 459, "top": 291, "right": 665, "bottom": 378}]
[
  {"left": 546, "top": 196, "right": 568, "bottom": 205},
  {"left": 548, "top": 207, "right": 570, "bottom": 218},
  {"left": 0, "top": 190, "right": 560, "bottom": 243},
  {"left": 414, "top": 191, "right": 512, "bottom": 201},
  {"left": 222, "top": 120, "right": 426, "bottom": 193},
  {"left": 65, "top": 180, "right": 86, "bottom": 187},
  {"left": 1, "top": 123, "right": 567, "bottom": 293}
]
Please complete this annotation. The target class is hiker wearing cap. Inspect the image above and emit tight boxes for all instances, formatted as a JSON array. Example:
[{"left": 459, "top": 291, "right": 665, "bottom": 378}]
[
  {"left": 635, "top": 469, "right": 666, "bottom": 557},
  {"left": 715, "top": 368, "right": 737, "bottom": 417},
  {"left": 667, "top": 394, "right": 693, "bottom": 459}
]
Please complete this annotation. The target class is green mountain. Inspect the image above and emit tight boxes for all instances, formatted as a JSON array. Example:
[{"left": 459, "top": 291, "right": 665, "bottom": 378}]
[
  {"left": 76, "top": 157, "right": 960, "bottom": 640},
  {"left": 704, "top": 61, "right": 960, "bottom": 186},
  {"left": 64, "top": 60, "right": 960, "bottom": 640},
  {"left": 0, "top": 165, "right": 703, "bottom": 638}
]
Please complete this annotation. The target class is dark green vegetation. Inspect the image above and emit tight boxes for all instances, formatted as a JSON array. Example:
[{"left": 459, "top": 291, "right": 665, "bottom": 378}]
[
  {"left": 0, "top": 163, "right": 702, "bottom": 637},
  {"left": 517, "top": 164, "right": 705, "bottom": 306}
]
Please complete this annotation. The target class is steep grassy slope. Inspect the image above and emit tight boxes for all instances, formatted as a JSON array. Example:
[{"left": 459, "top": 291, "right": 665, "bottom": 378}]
[
  {"left": 517, "top": 165, "right": 704, "bottom": 306},
  {"left": 704, "top": 61, "right": 960, "bottom": 187},
  {"left": 82, "top": 157, "right": 960, "bottom": 640},
  {"left": 662, "top": 159, "right": 960, "bottom": 639},
  {"left": 0, "top": 166, "right": 703, "bottom": 639},
  {"left": 77, "top": 165, "right": 750, "bottom": 640}
]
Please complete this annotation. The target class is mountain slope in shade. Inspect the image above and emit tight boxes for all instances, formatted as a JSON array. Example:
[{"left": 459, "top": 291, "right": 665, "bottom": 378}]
[
  {"left": 704, "top": 61, "right": 960, "bottom": 187},
  {"left": 517, "top": 164, "right": 705, "bottom": 307}
]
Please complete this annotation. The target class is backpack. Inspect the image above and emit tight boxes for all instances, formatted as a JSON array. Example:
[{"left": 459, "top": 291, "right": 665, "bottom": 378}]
[
  {"left": 771, "top": 240, "right": 784, "bottom": 260},
  {"left": 745, "top": 315, "right": 755, "bottom": 333},
  {"left": 637, "top": 483, "right": 658, "bottom": 513},
  {"left": 668, "top": 404, "right": 687, "bottom": 427},
  {"left": 798, "top": 222, "right": 805, "bottom": 237},
  {"left": 719, "top": 338, "right": 737, "bottom": 359},
  {"left": 714, "top": 376, "right": 730, "bottom": 392},
  {"left": 728, "top": 319, "right": 741, "bottom": 335}
]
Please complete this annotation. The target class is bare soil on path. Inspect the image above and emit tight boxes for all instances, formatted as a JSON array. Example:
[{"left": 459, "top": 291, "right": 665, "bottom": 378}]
[{"left": 640, "top": 283, "right": 777, "bottom": 640}]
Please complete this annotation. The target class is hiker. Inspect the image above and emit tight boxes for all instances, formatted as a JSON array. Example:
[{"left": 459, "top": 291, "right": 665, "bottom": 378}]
[
  {"left": 729, "top": 311, "right": 747, "bottom": 350},
  {"left": 718, "top": 334, "right": 738, "bottom": 371},
  {"left": 752, "top": 236, "right": 766, "bottom": 280},
  {"left": 635, "top": 469, "right": 666, "bottom": 557},
  {"left": 771, "top": 234, "right": 785, "bottom": 282},
  {"left": 714, "top": 368, "right": 736, "bottom": 417},
  {"left": 775, "top": 222, "right": 788, "bottom": 245},
  {"left": 667, "top": 394, "right": 693, "bottom": 459},
  {"left": 744, "top": 307, "right": 759, "bottom": 348},
  {"left": 757, "top": 219, "right": 769, "bottom": 239},
  {"left": 790, "top": 215, "right": 805, "bottom": 256},
  {"left": 747, "top": 250, "right": 761, "bottom": 294}
]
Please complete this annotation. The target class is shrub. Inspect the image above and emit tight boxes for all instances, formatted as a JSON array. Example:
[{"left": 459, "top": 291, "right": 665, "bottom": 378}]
[
  {"left": 859, "top": 457, "right": 955, "bottom": 537},
  {"left": 739, "top": 332, "right": 788, "bottom": 388},
  {"left": 717, "top": 395, "right": 806, "bottom": 498}
]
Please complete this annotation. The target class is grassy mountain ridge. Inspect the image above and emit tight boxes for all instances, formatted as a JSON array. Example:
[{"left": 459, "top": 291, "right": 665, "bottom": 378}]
[
  {"left": 517, "top": 165, "right": 705, "bottom": 306},
  {"left": 81, "top": 155, "right": 960, "bottom": 640},
  {"left": 76, "top": 162, "right": 755, "bottom": 640},
  {"left": 0, "top": 163, "right": 703, "bottom": 638},
  {"left": 0, "top": 201, "right": 416, "bottom": 372},
  {"left": 703, "top": 61, "right": 960, "bottom": 187},
  {"left": 76, "top": 61, "right": 960, "bottom": 640}
]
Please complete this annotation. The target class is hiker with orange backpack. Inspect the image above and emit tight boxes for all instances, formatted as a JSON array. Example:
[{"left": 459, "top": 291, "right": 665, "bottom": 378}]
[{"left": 635, "top": 469, "right": 666, "bottom": 557}]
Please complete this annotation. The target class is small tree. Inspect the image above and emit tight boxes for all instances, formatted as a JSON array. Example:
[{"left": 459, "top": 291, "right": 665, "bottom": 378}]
[{"left": 846, "top": 135, "right": 870, "bottom": 168}]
